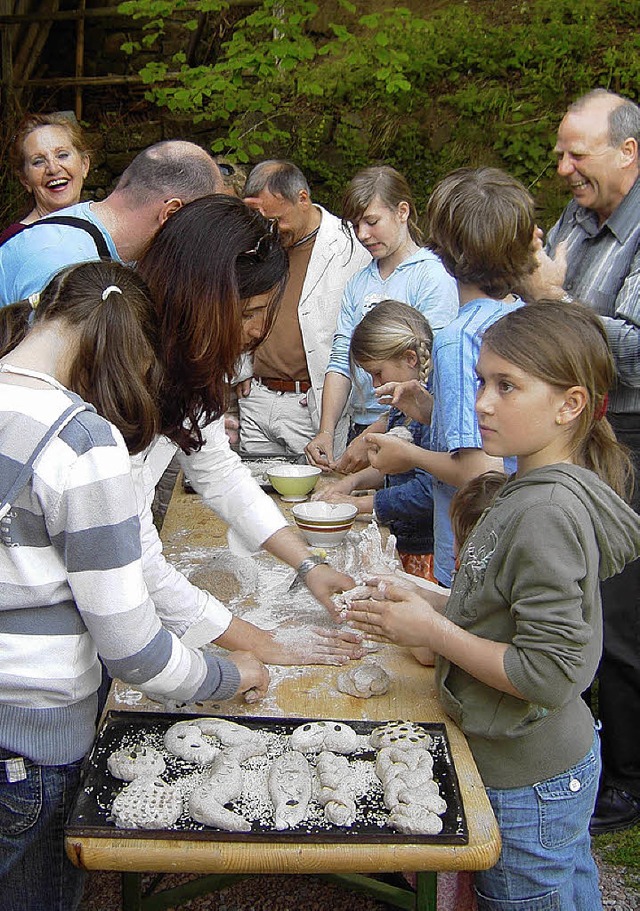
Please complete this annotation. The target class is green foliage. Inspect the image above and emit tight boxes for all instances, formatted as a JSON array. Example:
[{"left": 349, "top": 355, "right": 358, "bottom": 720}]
[{"left": 116, "top": 0, "right": 639, "bottom": 224}]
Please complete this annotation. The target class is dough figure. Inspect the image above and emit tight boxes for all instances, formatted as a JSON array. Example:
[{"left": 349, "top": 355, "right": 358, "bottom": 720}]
[
  {"left": 107, "top": 745, "right": 166, "bottom": 781},
  {"left": 188, "top": 754, "right": 251, "bottom": 832},
  {"left": 268, "top": 751, "right": 312, "bottom": 830},
  {"left": 337, "top": 663, "right": 390, "bottom": 698},
  {"left": 111, "top": 777, "right": 182, "bottom": 830}
]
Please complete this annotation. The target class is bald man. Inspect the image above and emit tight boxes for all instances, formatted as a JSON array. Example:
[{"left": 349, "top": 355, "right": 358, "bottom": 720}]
[{"left": 0, "top": 140, "right": 223, "bottom": 306}]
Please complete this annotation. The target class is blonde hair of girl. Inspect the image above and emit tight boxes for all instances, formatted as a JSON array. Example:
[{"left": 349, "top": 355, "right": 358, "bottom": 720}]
[{"left": 349, "top": 299, "right": 433, "bottom": 386}]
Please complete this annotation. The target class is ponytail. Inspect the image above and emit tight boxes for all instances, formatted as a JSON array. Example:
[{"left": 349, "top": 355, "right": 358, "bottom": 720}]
[
  {"left": 0, "top": 300, "right": 32, "bottom": 357},
  {"left": 31, "top": 262, "right": 163, "bottom": 454}
]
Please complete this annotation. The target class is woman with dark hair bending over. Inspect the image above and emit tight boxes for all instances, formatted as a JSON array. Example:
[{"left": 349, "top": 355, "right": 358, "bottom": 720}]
[{"left": 132, "top": 195, "right": 362, "bottom": 657}]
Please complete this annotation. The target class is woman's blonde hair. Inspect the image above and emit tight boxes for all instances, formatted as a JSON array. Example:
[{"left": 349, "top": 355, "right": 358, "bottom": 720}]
[
  {"left": 350, "top": 299, "right": 433, "bottom": 386},
  {"left": 481, "top": 300, "right": 634, "bottom": 500}
]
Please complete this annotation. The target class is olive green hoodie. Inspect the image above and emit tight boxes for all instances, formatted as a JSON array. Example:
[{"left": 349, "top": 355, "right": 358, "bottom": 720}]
[{"left": 436, "top": 463, "right": 640, "bottom": 788}]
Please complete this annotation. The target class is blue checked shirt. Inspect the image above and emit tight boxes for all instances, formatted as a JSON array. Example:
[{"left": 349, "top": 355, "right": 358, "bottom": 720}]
[{"left": 546, "top": 176, "right": 640, "bottom": 414}]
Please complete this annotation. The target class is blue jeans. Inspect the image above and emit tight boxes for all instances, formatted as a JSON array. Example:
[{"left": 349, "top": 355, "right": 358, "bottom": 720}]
[
  {"left": 475, "top": 731, "right": 602, "bottom": 910},
  {"left": 0, "top": 750, "right": 86, "bottom": 911}
]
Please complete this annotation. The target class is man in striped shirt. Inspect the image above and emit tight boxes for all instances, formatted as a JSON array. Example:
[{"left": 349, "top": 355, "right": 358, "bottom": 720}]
[{"left": 525, "top": 89, "right": 640, "bottom": 835}]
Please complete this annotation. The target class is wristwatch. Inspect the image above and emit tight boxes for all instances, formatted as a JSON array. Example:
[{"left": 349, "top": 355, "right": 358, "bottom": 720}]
[{"left": 296, "top": 554, "right": 330, "bottom": 581}]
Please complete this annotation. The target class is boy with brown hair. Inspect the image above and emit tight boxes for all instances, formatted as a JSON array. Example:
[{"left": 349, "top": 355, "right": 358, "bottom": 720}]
[{"left": 366, "top": 167, "right": 538, "bottom": 586}]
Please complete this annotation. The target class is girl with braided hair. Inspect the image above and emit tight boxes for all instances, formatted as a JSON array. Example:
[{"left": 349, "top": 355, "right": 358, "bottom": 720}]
[{"left": 314, "top": 299, "right": 436, "bottom": 579}]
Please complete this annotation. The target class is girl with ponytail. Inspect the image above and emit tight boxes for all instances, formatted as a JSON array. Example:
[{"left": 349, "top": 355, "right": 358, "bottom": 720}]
[
  {"left": 346, "top": 300, "right": 639, "bottom": 908},
  {"left": 315, "top": 299, "right": 436, "bottom": 580},
  {"left": 0, "top": 261, "right": 268, "bottom": 911}
]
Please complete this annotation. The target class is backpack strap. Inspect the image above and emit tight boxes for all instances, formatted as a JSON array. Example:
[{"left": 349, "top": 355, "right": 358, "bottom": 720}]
[
  {"left": 0, "top": 393, "right": 93, "bottom": 522},
  {"left": 0, "top": 215, "right": 112, "bottom": 260}
]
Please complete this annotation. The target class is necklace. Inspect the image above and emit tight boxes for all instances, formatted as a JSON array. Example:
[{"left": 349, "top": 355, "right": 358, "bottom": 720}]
[
  {"left": 291, "top": 225, "right": 320, "bottom": 248},
  {"left": 0, "top": 362, "right": 66, "bottom": 391}
]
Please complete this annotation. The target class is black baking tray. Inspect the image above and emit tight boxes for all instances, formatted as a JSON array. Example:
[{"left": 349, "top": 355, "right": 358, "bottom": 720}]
[
  {"left": 66, "top": 712, "right": 468, "bottom": 844},
  {"left": 239, "top": 452, "right": 307, "bottom": 491}
]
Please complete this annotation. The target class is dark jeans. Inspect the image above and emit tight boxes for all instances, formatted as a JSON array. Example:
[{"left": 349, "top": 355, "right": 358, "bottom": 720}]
[
  {"left": 598, "top": 413, "right": 640, "bottom": 798},
  {"left": 0, "top": 749, "right": 86, "bottom": 911}
]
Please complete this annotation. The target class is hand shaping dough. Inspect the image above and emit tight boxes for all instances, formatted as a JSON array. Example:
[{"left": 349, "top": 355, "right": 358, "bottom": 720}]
[
  {"left": 386, "top": 425, "right": 414, "bottom": 442},
  {"left": 107, "top": 745, "right": 166, "bottom": 781},
  {"left": 337, "top": 663, "right": 390, "bottom": 699},
  {"left": 331, "top": 584, "right": 371, "bottom": 621},
  {"left": 111, "top": 777, "right": 182, "bottom": 829},
  {"left": 370, "top": 721, "right": 432, "bottom": 750},
  {"left": 268, "top": 751, "right": 312, "bottom": 830},
  {"left": 315, "top": 751, "right": 357, "bottom": 826},
  {"left": 188, "top": 755, "right": 251, "bottom": 832},
  {"left": 290, "top": 720, "right": 359, "bottom": 754}
]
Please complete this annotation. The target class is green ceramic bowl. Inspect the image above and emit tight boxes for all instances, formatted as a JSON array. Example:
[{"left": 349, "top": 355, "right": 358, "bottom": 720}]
[{"left": 266, "top": 465, "right": 322, "bottom": 501}]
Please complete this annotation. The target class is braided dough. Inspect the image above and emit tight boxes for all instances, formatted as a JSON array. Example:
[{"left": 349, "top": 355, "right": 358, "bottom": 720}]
[
  {"left": 268, "top": 751, "right": 312, "bottom": 829},
  {"left": 374, "top": 743, "right": 446, "bottom": 835},
  {"left": 290, "top": 720, "right": 358, "bottom": 754},
  {"left": 107, "top": 745, "right": 166, "bottom": 781},
  {"left": 188, "top": 755, "right": 251, "bottom": 832},
  {"left": 315, "top": 751, "right": 357, "bottom": 826},
  {"left": 111, "top": 777, "right": 182, "bottom": 829}
]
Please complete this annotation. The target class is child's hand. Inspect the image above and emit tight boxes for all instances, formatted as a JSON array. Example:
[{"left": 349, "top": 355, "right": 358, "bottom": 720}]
[
  {"left": 310, "top": 477, "right": 354, "bottom": 501},
  {"left": 374, "top": 380, "right": 433, "bottom": 424},
  {"left": 316, "top": 490, "right": 367, "bottom": 512},
  {"left": 228, "top": 651, "right": 270, "bottom": 702},
  {"left": 364, "top": 432, "right": 420, "bottom": 475},
  {"left": 332, "top": 434, "right": 371, "bottom": 474},
  {"left": 346, "top": 579, "right": 436, "bottom": 648}
]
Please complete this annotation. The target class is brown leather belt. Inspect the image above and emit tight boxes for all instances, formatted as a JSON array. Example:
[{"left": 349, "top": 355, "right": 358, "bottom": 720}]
[{"left": 256, "top": 376, "right": 311, "bottom": 394}]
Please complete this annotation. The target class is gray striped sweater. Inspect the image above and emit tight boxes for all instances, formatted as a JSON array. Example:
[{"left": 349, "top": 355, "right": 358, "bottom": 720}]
[{"left": 0, "top": 383, "right": 240, "bottom": 765}]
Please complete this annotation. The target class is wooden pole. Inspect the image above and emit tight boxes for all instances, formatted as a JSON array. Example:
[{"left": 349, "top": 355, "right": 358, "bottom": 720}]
[{"left": 75, "top": 0, "right": 86, "bottom": 120}]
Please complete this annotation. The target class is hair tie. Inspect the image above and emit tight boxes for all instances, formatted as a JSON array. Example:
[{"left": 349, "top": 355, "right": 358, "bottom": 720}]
[
  {"left": 594, "top": 392, "right": 609, "bottom": 421},
  {"left": 101, "top": 285, "right": 123, "bottom": 301},
  {"left": 28, "top": 292, "right": 40, "bottom": 310}
]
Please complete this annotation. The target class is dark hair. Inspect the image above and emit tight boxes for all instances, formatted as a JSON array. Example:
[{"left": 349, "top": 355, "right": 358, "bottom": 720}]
[
  {"left": 243, "top": 160, "right": 310, "bottom": 203},
  {"left": 350, "top": 299, "right": 433, "bottom": 386},
  {"left": 425, "top": 167, "right": 536, "bottom": 298},
  {"left": 342, "top": 166, "right": 423, "bottom": 245},
  {"left": 450, "top": 471, "right": 507, "bottom": 549},
  {"left": 481, "top": 301, "right": 634, "bottom": 499},
  {"left": 568, "top": 89, "right": 640, "bottom": 146},
  {"left": 114, "top": 141, "right": 222, "bottom": 206},
  {"left": 137, "top": 194, "right": 288, "bottom": 453},
  {"left": 0, "top": 262, "right": 163, "bottom": 454},
  {"left": 0, "top": 300, "right": 31, "bottom": 357},
  {"left": 10, "top": 112, "right": 90, "bottom": 176}
]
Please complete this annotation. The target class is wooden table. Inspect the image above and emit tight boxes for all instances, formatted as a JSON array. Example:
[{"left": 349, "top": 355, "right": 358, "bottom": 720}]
[{"left": 66, "top": 478, "right": 500, "bottom": 911}]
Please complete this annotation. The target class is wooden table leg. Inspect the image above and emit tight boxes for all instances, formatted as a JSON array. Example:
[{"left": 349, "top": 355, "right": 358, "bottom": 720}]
[
  {"left": 416, "top": 871, "right": 437, "bottom": 910},
  {"left": 121, "top": 872, "right": 142, "bottom": 911}
]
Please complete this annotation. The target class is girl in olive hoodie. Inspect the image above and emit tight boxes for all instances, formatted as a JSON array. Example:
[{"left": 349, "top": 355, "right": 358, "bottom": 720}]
[{"left": 347, "top": 301, "right": 640, "bottom": 911}]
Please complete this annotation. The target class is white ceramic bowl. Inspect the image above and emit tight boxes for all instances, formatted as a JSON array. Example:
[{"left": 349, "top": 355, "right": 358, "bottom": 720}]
[
  {"left": 266, "top": 464, "right": 321, "bottom": 501},
  {"left": 291, "top": 501, "right": 359, "bottom": 547}
]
